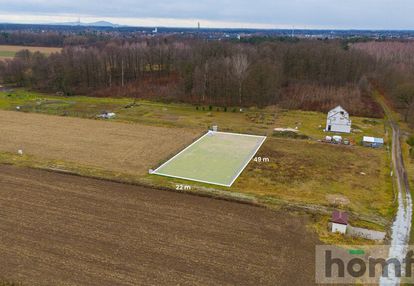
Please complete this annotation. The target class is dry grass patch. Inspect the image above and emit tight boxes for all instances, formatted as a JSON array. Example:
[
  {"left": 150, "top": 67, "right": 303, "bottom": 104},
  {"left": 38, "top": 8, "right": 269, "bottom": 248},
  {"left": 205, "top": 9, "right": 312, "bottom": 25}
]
[
  {"left": 276, "top": 109, "right": 386, "bottom": 142},
  {"left": 0, "top": 89, "right": 386, "bottom": 141},
  {"left": 0, "top": 110, "right": 200, "bottom": 175},
  {"left": 233, "top": 137, "right": 394, "bottom": 222}
]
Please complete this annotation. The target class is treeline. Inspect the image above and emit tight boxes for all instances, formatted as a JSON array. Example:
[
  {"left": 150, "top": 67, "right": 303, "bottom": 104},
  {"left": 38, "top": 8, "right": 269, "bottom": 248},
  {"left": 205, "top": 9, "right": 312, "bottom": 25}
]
[
  {"left": 0, "top": 38, "right": 382, "bottom": 116},
  {"left": 353, "top": 41, "right": 414, "bottom": 124},
  {"left": 0, "top": 31, "right": 111, "bottom": 47}
]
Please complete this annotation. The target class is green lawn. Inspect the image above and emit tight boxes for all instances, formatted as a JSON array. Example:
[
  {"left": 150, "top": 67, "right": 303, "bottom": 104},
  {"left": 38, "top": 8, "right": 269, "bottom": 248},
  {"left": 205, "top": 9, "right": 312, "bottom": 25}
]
[{"left": 153, "top": 132, "right": 266, "bottom": 186}]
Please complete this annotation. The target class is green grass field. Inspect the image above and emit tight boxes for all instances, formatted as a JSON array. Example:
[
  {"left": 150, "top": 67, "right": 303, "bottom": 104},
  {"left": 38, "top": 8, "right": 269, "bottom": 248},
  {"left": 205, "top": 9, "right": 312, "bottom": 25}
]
[
  {"left": 153, "top": 132, "right": 266, "bottom": 186},
  {"left": 0, "top": 51, "right": 16, "bottom": 58}
]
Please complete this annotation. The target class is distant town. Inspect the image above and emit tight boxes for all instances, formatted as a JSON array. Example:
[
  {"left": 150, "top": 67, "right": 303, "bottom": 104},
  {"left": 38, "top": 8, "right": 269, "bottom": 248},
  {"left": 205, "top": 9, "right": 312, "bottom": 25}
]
[{"left": 1, "top": 22, "right": 414, "bottom": 41}]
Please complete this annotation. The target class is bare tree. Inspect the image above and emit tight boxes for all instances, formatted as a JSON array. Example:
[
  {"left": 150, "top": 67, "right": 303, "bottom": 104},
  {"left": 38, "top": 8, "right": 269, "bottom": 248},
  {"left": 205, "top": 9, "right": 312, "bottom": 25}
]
[
  {"left": 232, "top": 53, "right": 249, "bottom": 105},
  {"left": 202, "top": 61, "right": 209, "bottom": 102},
  {"left": 396, "top": 83, "right": 414, "bottom": 122},
  {"left": 0, "top": 39, "right": 380, "bottom": 114}
]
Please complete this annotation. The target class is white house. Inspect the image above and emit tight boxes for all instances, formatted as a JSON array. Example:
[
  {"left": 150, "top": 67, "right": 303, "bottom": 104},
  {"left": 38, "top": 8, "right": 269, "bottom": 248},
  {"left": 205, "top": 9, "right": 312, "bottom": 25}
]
[
  {"left": 326, "top": 106, "right": 352, "bottom": 134},
  {"left": 331, "top": 210, "right": 349, "bottom": 234}
]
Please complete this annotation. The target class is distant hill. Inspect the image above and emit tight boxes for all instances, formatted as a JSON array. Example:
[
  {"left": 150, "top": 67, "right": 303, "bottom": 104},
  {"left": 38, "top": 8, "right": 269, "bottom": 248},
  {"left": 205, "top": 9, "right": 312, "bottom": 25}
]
[{"left": 52, "top": 21, "right": 124, "bottom": 28}]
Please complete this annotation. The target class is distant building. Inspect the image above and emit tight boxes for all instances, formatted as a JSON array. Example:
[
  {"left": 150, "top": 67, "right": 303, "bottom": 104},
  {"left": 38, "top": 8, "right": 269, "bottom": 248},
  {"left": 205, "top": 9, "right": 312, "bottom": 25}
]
[
  {"left": 331, "top": 210, "right": 348, "bottom": 234},
  {"left": 362, "top": 136, "right": 384, "bottom": 148},
  {"left": 97, "top": 111, "right": 116, "bottom": 119},
  {"left": 326, "top": 106, "right": 352, "bottom": 133}
]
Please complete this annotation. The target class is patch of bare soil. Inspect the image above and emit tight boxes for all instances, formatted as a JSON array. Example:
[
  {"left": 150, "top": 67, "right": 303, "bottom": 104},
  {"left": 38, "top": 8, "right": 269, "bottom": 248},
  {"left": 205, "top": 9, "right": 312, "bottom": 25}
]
[
  {"left": 0, "top": 165, "right": 320, "bottom": 285},
  {"left": 326, "top": 194, "right": 350, "bottom": 207}
]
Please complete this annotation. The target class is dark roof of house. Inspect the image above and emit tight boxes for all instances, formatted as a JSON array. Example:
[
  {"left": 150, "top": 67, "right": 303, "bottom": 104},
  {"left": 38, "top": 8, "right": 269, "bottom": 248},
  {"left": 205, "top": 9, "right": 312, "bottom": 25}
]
[{"left": 331, "top": 210, "right": 348, "bottom": 225}]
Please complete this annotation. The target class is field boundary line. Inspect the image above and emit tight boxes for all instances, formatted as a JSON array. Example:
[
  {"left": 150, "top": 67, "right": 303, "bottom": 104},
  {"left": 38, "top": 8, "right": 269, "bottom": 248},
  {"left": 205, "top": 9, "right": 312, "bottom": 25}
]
[
  {"left": 213, "top": 131, "right": 267, "bottom": 139},
  {"left": 228, "top": 135, "right": 267, "bottom": 186},
  {"left": 152, "top": 130, "right": 267, "bottom": 187},
  {"left": 151, "top": 172, "right": 232, "bottom": 187},
  {"left": 28, "top": 165, "right": 263, "bottom": 208},
  {"left": 152, "top": 131, "right": 210, "bottom": 173},
  {"left": 1, "top": 162, "right": 389, "bottom": 226}
]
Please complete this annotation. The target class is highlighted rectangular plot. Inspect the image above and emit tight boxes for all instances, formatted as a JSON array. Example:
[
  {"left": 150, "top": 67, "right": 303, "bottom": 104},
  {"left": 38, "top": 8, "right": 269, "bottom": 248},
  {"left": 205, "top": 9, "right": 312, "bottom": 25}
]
[{"left": 152, "top": 131, "right": 266, "bottom": 187}]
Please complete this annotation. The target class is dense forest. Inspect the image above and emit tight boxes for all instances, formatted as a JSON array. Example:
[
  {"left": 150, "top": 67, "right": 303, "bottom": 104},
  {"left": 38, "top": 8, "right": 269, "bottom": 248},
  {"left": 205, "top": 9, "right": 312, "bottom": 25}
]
[
  {"left": 353, "top": 41, "right": 414, "bottom": 125},
  {"left": 1, "top": 36, "right": 413, "bottom": 122}
]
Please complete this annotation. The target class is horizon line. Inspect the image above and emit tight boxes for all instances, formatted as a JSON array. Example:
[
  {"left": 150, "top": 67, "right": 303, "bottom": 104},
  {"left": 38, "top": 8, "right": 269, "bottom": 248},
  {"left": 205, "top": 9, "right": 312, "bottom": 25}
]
[{"left": 1, "top": 21, "right": 414, "bottom": 32}]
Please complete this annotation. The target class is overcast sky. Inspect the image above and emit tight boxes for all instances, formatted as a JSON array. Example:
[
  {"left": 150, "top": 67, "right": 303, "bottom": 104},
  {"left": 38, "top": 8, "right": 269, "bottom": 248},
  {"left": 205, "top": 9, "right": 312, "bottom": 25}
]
[{"left": 0, "top": 0, "right": 412, "bottom": 29}]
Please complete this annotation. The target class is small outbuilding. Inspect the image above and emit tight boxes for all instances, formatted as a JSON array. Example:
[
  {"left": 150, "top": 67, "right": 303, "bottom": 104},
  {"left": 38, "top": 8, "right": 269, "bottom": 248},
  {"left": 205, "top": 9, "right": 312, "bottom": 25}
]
[
  {"left": 362, "top": 136, "right": 384, "bottom": 148},
  {"left": 97, "top": 111, "right": 116, "bottom": 119},
  {"left": 331, "top": 210, "right": 348, "bottom": 234},
  {"left": 332, "top": 135, "right": 342, "bottom": 144},
  {"left": 326, "top": 106, "right": 352, "bottom": 134}
]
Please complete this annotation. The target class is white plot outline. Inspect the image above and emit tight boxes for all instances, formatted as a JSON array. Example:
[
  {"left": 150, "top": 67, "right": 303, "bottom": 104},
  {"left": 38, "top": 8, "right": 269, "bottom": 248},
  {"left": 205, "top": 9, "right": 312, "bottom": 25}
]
[{"left": 152, "top": 131, "right": 267, "bottom": 187}]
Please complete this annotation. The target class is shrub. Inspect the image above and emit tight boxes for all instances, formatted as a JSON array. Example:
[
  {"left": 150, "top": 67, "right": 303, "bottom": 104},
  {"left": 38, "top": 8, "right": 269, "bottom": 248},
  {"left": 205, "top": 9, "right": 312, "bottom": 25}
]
[
  {"left": 407, "top": 136, "right": 414, "bottom": 158},
  {"left": 362, "top": 119, "right": 380, "bottom": 125},
  {"left": 272, "top": 131, "right": 310, "bottom": 140},
  {"left": 407, "top": 136, "right": 414, "bottom": 147}
]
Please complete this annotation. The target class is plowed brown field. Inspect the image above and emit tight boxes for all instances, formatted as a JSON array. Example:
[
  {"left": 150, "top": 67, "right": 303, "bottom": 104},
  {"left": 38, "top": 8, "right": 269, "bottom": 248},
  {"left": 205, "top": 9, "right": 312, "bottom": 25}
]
[{"left": 0, "top": 165, "right": 319, "bottom": 285}]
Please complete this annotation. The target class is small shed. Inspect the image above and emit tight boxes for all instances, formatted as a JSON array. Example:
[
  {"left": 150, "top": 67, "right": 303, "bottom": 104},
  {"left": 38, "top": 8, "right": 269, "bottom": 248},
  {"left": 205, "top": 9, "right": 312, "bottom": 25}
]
[
  {"left": 331, "top": 210, "right": 348, "bottom": 234},
  {"left": 362, "top": 136, "right": 384, "bottom": 148}
]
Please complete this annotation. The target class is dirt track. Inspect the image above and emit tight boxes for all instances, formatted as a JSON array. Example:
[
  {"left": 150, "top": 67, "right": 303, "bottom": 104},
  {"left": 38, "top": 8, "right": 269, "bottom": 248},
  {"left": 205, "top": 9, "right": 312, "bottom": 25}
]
[
  {"left": 378, "top": 98, "right": 412, "bottom": 285},
  {"left": 0, "top": 110, "right": 199, "bottom": 174},
  {"left": 0, "top": 165, "right": 319, "bottom": 285}
]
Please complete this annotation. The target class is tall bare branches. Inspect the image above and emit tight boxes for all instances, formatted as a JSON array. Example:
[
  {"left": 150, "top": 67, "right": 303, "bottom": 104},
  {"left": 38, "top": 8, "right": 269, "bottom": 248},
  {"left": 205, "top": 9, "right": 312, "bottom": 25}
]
[
  {"left": 231, "top": 53, "right": 249, "bottom": 105},
  {"left": 0, "top": 39, "right": 380, "bottom": 115}
]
